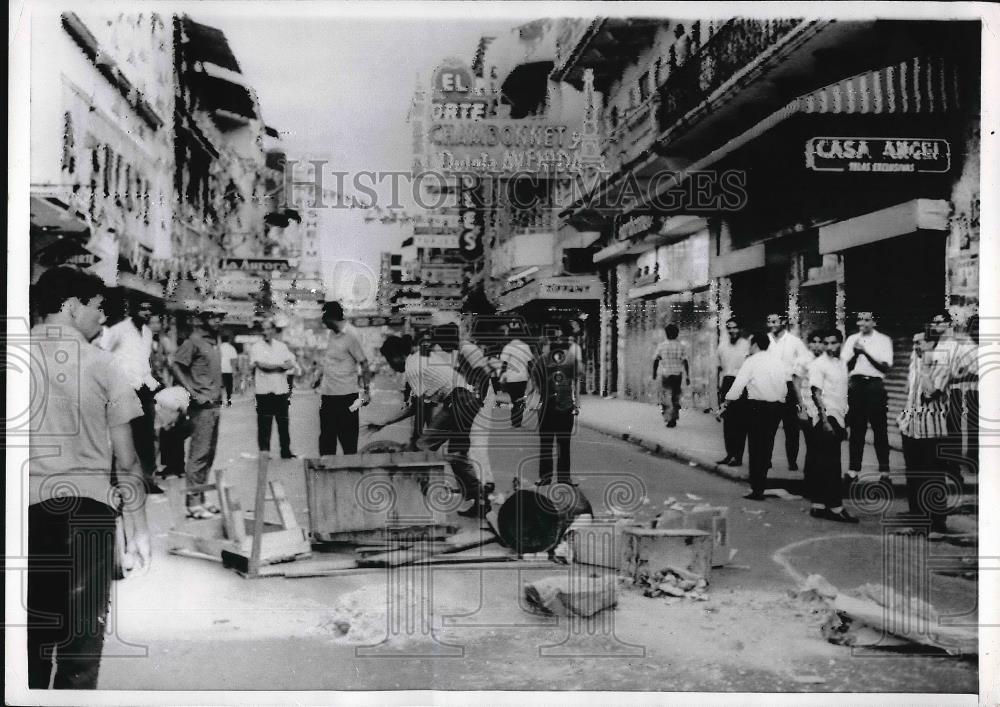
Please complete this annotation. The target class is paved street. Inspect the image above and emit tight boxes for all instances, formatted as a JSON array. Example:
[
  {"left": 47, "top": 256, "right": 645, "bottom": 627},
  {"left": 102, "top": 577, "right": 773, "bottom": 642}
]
[{"left": 99, "top": 375, "right": 977, "bottom": 692}]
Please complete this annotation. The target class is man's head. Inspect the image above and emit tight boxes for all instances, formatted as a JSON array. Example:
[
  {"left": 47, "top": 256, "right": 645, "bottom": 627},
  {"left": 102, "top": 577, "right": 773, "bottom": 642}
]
[
  {"left": 322, "top": 301, "right": 346, "bottom": 333},
  {"left": 431, "top": 323, "right": 460, "bottom": 353},
  {"left": 912, "top": 331, "right": 933, "bottom": 357},
  {"left": 749, "top": 331, "right": 770, "bottom": 354},
  {"left": 855, "top": 311, "right": 876, "bottom": 335},
  {"left": 725, "top": 318, "right": 741, "bottom": 342},
  {"left": 133, "top": 299, "right": 155, "bottom": 326},
  {"left": 194, "top": 309, "right": 224, "bottom": 337},
  {"left": 379, "top": 334, "right": 412, "bottom": 373},
  {"left": 259, "top": 319, "right": 277, "bottom": 342},
  {"left": 664, "top": 323, "right": 679, "bottom": 340},
  {"left": 930, "top": 311, "right": 953, "bottom": 340},
  {"left": 823, "top": 328, "right": 844, "bottom": 358},
  {"left": 807, "top": 330, "right": 825, "bottom": 357},
  {"left": 766, "top": 313, "right": 787, "bottom": 335},
  {"left": 32, "top": 266, "right": 107, "bottom": 341}
]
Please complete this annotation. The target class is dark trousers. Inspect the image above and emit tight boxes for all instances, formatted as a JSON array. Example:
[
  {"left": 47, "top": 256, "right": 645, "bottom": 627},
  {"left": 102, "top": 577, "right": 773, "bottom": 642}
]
[
  {"left": 747, "top": 401, "right": 783, "bottom": 495},
  {"left": 948, "top": 387, "right": 978, "bottom": 474},
  {"left": 418, "top": 388, "right": 483, "bottom": 500},
  {"left": 410, "top": 398, "right": 438, "bottom": 450},
  {"left": 659, "top": 374, "right": 682, "bottom": 424},
  {"left": 539, "top": 400, "right": 574, "bottom": 484},
  {"left": 130, "top": 385, "right": 157, "bottom": 480},
  {"left": 160, "top": 418, "right": 189, "bottom": 477},
  {"left": 507, "top": 381, "right": 528, "bottom": 427},
  {"left": 222, "top": 373, "right": 233, "bottom": 403},
  {"left": 28, "top": 498, "right": 116, "bottom": 689},
  {"left": 901, "top": 435, "right": 950, "bottom": 529},
  {"left": 719, "top": 376, "right": 747, "bottom": 461},
  {"left": 319, "top": 394, "right": 359, "bottom": 455},
  {"left": 848, "top": 376, "right": 890, "bottom": 471},
  {"left": 780, "top": 392, "right": 801, "bottom": 467},
  {"left": 255, "top": 393, "right": 292, "bottom": 455},
  {"left": 804, "top": 419, "right": 845, "bottom": 508},
  {"left": 186, "top": 404, "right": 221, "bottom": 505}
]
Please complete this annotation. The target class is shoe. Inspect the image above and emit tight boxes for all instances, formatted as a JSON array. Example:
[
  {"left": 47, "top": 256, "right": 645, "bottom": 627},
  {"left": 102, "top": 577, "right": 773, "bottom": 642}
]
[
  {"left": 716, "top": 457, "right": 734, "bottom": 466},
  {"left": 203, "top": 503, "right": 222, "bottom": 515},
  {"left": 457, "top": 500, "right": 486, "bottom": 518},
  {"left": 227, "top": 401, "right": 232, "bottom": 407},
  {"left": 729, "top": 458, "right": 743, "bottom": 467},
  {"left": 144, "top": 480, "right": 165, "bottom": 494},
  {"left": 185, "top": 505, "right": 214, "bottom": 520},
  {"left": 743, "top": 492, "right": 766, "bottom": 501},
  {"left": 818, "top": 508, "right": 859, "bottom": 524},
  {"left": 788, "top": 462, "right": 799, "bottom": 472},
  {"left": 666, "top": 421, "right": 677, "bottom": 428},
  {"left": 280, "top": 452, "right": 298, "bottom": 460},
  {"left": 809, "top": 507, "right": 825, "bottom": 519}
]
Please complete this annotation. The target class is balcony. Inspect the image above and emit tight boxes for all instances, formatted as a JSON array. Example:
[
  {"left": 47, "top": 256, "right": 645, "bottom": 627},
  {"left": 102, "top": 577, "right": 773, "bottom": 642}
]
[{"left": 655, "top": 18, "right": 802, "bottom": 134}]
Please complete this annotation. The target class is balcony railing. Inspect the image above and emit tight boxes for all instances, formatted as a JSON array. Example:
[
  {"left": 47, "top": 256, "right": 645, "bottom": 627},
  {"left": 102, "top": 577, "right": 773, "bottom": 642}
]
[{"left": 656, "top": 18, "right": 802, "bottom": 134}]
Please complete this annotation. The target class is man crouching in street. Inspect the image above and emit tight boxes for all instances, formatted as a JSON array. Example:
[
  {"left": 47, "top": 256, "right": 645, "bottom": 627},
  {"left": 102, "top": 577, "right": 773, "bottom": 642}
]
[
  {"left": 28, "top": 266, "right": 151, "bottom": 689},
  {"left": 368, "top": 325, "right": 488, "bottom": 517}
]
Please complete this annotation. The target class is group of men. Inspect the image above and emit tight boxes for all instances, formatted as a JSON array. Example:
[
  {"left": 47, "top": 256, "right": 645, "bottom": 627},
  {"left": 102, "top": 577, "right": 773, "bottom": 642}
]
[{"left": 714, "top": 310, "right": 977, "bottom": 531}]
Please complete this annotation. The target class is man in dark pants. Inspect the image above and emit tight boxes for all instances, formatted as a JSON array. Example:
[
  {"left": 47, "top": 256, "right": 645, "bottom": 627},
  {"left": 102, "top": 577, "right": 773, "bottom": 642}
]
[
  {"left": 171, "top": 307, "right": 225, "bottom": 517},
  {"left": 100, "top": 298, "right": 164, "bottom": 494},
  {"left": 249, "top": 319, "right": 297, "bottom": 459},
  {"left": 315, "top": 301, "right": 371, "bottom": 455},
  {"left": 720, "top": 332, "right": 789, "bottom": 500},
  {"left": 766, "top": 313, "right": 812, "bottom": 471},
  {"left": 799, "top": 331, "right": 826, "bottom": 489},
  {"left": 653, "top": 323, "right": 689, "bottom": 428},
  {"left": 842, "top": 311, "right": 893, "bottom": 483},
  {"left": 716, "top": 318, "right": 750, "bottom": 465},
  {"left": 27, "top": 267, "right": 151, "bottom": 689},
  {"left": 533, "top": 321, "right": 582, "bottom": 485}
]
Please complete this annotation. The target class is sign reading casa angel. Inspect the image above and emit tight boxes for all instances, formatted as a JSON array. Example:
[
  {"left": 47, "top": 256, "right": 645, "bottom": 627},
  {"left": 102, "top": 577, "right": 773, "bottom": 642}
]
[{"left": 805, "top": 137, "right": 950, "bottom": 173}]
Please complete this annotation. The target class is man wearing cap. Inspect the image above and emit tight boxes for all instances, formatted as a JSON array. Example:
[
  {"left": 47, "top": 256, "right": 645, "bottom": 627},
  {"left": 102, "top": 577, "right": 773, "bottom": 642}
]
[
  {"left": 171, "top": 306, "right": 225, "bottom": 518},
  {"left": 315, "top": 301, "right": 371, "bottom": 455}
]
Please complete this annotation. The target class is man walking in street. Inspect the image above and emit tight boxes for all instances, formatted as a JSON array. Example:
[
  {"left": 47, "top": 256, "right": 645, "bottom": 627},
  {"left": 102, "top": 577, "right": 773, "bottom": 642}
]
[
  {"left": 99, "top": 298, "right": 164, "bottom": 494},
  {"left": 532, "top": 320, "right": 583, "bottom": 486},
  {"left": 249, "top": 319, "right": 297, "bottom": 460},
  {"left": 219, "top": 333, "right": 238, "bottom": 407},
  {"left": 28, "top": 267, "right": 151, "bottom": 689},
  {"left": 805, "top": 329, "right": 858, "bottom": 523},
  {"left": 720, "top": 332, "right": 788, "bottom": 501},
  {"left": 653, "top": 323, "right": 689, "bottom": 428},
  {"left": 766, "top": 313, "right": 812, "bottom": 471},
  {"left": 171, "top": 306, "right": 225, "bottom": 518},
  {"left": 716, "top": 317, "right": 750, "bottom": 465},
  {"left": 500, "top": 321, "right": 532, "bottom": 428},
  {"left": 316, "top": 301, "right": 371, "bottom": 455},
  {"left": 842, "top": 311, "right": 894, "bottom": 485},
  {"left": 897, "top": 331, "right": 952, "bottom": 534}
]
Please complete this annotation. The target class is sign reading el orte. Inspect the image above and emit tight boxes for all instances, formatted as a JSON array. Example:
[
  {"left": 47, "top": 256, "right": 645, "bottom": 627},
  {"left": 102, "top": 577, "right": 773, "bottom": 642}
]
[
  {"left": 805, "top": 137, "right": 951, "bottom": 173},
  {"left": 432, "top": 59, "right": 491, "bottom": 121}
]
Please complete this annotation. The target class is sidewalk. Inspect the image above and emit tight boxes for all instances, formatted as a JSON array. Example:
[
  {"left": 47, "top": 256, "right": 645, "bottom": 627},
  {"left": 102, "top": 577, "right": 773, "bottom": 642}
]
[{"left": 577, "top": 396, "right": 977, "bottom": 492}]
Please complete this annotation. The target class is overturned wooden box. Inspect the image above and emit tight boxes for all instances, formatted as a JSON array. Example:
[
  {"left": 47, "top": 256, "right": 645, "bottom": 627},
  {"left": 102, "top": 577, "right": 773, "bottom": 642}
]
[
  {"left": 304, "top": 451, "right": 457, "bottom": 543},
  {"left": 621, "top": 527, "right": 713, "bottom": 582}
]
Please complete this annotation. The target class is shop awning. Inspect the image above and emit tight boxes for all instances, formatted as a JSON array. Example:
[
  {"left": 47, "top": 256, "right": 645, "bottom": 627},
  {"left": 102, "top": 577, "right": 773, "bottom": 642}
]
[
  {"left": 628, "top": 278, "right": 708, "bottom": 301},
  {"left": 498, "top": 275, "right": 603, "bottom": 311},
  {"left": 193, "top": 71, "right": 257, "bottom": 120},
  {"left": 594, "top": 215, "right": 707, "bottom": 264},
  {"left": 818, "top": 198, "right": 949, "bottom": 254},
  {"left": 182, "top": 17, "right": 241, "bottom": 73},
  {"left": 639, "top": 55, "right": 965, "bottom": 210}
]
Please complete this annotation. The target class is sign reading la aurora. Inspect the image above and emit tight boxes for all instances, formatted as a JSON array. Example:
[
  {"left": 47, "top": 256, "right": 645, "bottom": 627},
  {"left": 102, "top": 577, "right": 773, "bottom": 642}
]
[{"left": 805, "top": 137, "right": 951, "bottom": 174}]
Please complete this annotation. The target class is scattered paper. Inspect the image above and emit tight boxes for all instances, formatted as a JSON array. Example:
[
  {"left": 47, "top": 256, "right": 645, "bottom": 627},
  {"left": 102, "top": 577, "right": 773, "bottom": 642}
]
[{"left": 685, "top": 493, "right": 703, "bottom": 501}]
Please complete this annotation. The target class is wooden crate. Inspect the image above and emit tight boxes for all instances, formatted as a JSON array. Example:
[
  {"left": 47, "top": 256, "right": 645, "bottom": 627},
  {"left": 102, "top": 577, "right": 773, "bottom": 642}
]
[
  {"left": 304, "top": 451, "right": 455, "bottom": 543},
  {"left": 621, "top": 527, "right": 713, "bottom": 582}
]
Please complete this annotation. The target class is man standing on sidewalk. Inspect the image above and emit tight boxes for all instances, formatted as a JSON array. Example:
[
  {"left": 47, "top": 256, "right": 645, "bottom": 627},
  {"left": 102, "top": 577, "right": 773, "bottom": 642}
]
[
  {"left": 28, "top": 267, "right": 151, "bottom": 689},
  {"left": 533, "top": 320, "right": 583, "bottom": 486},
  {"left": 806, "top": 329, "right": 858, "bottom": 523},
  {"left": 799, "top": 331, "right": 827, "bottom": 487},
  {"left": 219, "top": 333, "right": 238, "bottom": 407},
  {"left": 316, "top": 301, "right": 371, "bottom": 455},
  {"left": 720, "top": 332, "right": 788, "bottom": 500},
  {"left": 500, "top": 321, "right": 532, "bottom": 428},
  {"left": 250, "top": 319, "right": 297, "bottom": 460},
  {"left": 842, "top": 311, "right": 893, "bottom": 485},
  {"left": 653, "top": 323, "right": 689, "bottom": 428},
  {"left": 99, "top": 298, "right": 164, "bottom": 494},
  {"left": 766, "top": 313, "right": 812, "bottom": 471},
  {"left": 171, "top": 306, "right": 225, "bottom": 518},
  {"left": 930, "top": 311, "right": 978, "bottom": 478},
  {"left": 716, "top": 318, "right": 750, "bottom": 465}
]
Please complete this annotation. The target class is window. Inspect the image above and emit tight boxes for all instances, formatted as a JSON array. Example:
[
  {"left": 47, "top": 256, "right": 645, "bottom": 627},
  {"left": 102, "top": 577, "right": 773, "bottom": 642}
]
[
  {"left": 639, "top": 72, "right": 650, "bottom": 101},
  {"left": 653, "top": 58, "right": 662, "bottom": 88}
]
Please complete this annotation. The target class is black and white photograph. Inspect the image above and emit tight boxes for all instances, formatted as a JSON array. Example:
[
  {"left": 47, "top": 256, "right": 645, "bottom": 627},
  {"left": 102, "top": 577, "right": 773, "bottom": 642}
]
[{"left": 7, "top": 1, "right": 999, "bottom": 704}]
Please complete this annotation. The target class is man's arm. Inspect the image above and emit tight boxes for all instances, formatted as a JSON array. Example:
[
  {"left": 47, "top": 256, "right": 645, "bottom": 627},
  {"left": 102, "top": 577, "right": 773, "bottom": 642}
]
[
  {"left": 722, "top": 359, "right": 752, "bottom": 404},
  {"left": 109, "top": 423, "right": 151, "bottom": 572},
  {"left": 858, "top": 337, "right": 892, "bottom": 374},
  {"left": 367, "top": 400, "right": 415, "bottom": 431}
]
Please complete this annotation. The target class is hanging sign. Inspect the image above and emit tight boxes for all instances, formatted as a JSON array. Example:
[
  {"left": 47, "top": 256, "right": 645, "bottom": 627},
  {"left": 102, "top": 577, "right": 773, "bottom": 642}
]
[{"left": 805, "top": 137, "right": 951, "bottom": 174}]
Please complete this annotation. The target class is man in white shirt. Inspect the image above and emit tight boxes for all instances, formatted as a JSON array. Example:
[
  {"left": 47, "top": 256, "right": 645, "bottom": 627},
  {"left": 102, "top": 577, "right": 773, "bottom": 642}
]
[
  {"left": 100, "top": 298, "right": 163, "bottom": 494},
  {"left": 720, "top": 332, "right": 788, "bottom": 500},
  {"left": 716, "top": 318, "right": 750, "bottom": 466},
  {"left": 500, "top": 322, "right": 533, "bottom": 428},
  {"left": 315, "top": 301, "right": 371, "bottom": 455},
  {"left": 766, "top": 313, "right": 812, "bottom": 472},
  {"left": 842, "top": 311, "right": 893, "bottom": 481},
  {"left": 806, "top": 329, "right": 858, "bottom": 523},
  {"left": 219, "top": 334, "right": 238, "bottom": 407},
  {"left": 249, "top": 319, "right": 297, "bottom": 459}
]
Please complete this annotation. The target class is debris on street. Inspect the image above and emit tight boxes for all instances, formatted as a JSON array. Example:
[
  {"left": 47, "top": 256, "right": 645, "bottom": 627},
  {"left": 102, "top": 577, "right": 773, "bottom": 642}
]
[{"left": 522, "top": 573, "right": 618, "bottom": 618}]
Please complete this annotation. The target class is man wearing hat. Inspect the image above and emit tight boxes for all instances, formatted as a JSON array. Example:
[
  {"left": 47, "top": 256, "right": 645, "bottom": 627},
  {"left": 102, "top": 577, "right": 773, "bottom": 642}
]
[
  {"left": 170, "top": 305, "right": 225, "bottom": 518},
  {"left": 315, "top": 301, "right": 371, "bottom": 455}
]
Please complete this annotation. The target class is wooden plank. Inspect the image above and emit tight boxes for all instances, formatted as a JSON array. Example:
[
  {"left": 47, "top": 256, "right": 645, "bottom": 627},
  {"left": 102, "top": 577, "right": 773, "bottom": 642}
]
[
  {"left": 282, "top": 557, "right": 359, "bottom": 577},
  {"left": 269, "top": 480, "right": 299, "bottom": 530},
  {"left": 248, "top": 451, "right": 270, "bottom": 577},
  {"left": 222, "top": 487, "right": 248, "bottom": 544},
  {"left": 313, "top": 525, "right": 457, "bottom": 544},
  {"left": 167, "top": 530, "right": 239, "bottom": 558}
]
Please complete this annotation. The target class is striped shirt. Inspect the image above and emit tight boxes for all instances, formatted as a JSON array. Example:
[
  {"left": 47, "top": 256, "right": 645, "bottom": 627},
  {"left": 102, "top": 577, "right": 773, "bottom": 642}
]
[
  {"left": 897, "top": 352, "right": 950, "bottom": 439},
  {"left": 404, "top": 350, "right": 471, "bottom": 404},
  {"left": 654, "top": 339, "right": 687, "bottom": 377}
]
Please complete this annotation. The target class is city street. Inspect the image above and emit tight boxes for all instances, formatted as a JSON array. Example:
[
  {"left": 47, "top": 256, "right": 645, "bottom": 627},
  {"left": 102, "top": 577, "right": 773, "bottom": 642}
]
[{"left": 98, "top": 375, "right": 977, "bottom": 692}]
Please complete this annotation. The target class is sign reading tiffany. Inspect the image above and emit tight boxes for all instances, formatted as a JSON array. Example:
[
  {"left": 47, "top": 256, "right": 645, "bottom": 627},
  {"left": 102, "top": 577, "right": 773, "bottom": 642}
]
[{"left": 805, "top": 137, "right": 951, "bottom": 173}]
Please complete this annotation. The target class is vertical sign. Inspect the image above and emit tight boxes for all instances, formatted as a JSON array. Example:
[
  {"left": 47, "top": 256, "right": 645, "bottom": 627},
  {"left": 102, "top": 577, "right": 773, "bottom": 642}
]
[{"left": 458, "top": 176, "right": 484, "bottom": 262}]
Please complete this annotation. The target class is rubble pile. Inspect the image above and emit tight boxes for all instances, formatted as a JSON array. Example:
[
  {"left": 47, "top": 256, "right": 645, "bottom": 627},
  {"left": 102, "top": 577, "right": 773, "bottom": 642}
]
[{"left": 631, "top": 565, "right": 709, "bottom": 602}]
